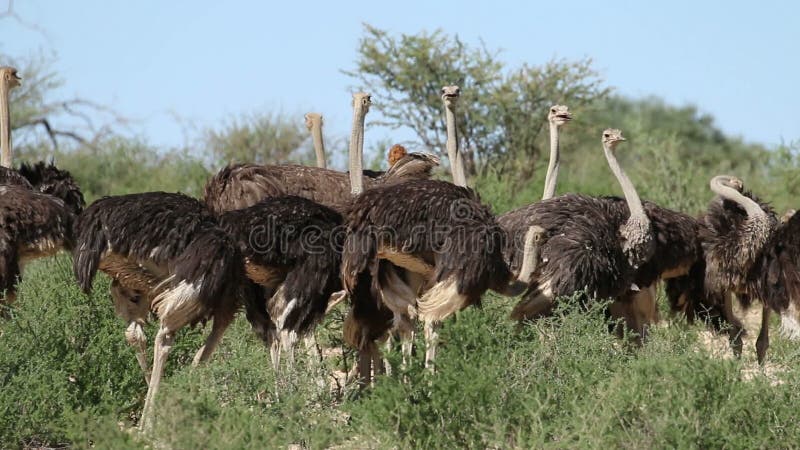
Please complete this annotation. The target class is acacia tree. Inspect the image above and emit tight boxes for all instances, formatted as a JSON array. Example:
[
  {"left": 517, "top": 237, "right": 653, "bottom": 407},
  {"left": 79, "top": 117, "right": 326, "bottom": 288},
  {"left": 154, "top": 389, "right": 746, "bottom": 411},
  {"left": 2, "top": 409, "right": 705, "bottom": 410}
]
[
  {"left": 345, "top": 24, "right": 609, "bottom": 179},
  {"left": 201, "top": 112, "right": 313, "bottom": 166}
]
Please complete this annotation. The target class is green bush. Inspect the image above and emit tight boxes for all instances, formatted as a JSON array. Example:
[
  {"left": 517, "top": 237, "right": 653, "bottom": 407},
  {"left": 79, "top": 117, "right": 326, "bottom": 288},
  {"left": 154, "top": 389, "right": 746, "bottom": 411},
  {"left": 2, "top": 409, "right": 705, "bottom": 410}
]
[{"left": 4, "top": 263, "right": 800, "bottom": 449}]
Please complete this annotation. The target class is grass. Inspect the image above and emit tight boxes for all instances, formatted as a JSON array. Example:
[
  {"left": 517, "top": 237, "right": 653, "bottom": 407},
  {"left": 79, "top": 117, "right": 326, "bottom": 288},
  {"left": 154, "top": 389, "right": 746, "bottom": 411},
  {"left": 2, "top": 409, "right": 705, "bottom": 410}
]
[{"left": 2, "top": 256, "right": 800, "bottom": 449}]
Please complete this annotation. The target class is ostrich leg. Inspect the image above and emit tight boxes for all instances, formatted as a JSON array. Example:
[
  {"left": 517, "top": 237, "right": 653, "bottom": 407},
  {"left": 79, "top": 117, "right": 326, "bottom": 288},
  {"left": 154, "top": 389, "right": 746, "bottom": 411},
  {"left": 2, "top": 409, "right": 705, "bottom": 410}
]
[
  {"left": 140, "top": 325, "right": 176, "bottom": 431},
  {"left": 192, "top": 311, "right": 235, "bottom": 366},
  {"left": 423, "top": 320, "right": 440, "bottom": 371},
  {"left": 722, "top": 292, "right": 744, "bottom": 358},
  {"left": 401, "top": 329, "right": 414, "bottom": 371},
  {"left": 125, "top": 321, "right": 150, "bottom": 383},
  {"left": 756, "top": 305, "right": 771, "bottom": 365}
]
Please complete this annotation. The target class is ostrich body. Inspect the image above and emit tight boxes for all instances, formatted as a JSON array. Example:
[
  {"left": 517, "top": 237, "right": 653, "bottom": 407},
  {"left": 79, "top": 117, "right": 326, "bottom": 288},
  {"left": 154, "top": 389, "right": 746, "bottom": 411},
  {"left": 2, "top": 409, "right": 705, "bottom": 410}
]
[
  {"left": 203, "top": 153, "right": 438, "bottom": 215},
  {"left": 342, "top": 86, "right": 530, "bottom": 379},
  {"left": 73, "top": 192, "right": 246, "bottom": 429},
  {"left": 342, "top": 179, "right": 528, "bottom": 373},
  {"left": 502, "top": 130, "right": 701, "bottom": 339},
  {"left": 0, "top": 185, "right": 80, "bottom": 304},
  {"left": 217, "top": 195, "right": 344, "bottom": 369}
]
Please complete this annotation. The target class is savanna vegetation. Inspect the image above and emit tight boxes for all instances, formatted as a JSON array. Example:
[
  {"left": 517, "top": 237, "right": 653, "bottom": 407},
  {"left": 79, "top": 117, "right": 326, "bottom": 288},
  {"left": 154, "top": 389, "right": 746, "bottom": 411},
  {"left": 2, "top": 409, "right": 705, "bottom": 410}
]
[{"left": 2, "top": 23, "right": 799, "bottom": 449}]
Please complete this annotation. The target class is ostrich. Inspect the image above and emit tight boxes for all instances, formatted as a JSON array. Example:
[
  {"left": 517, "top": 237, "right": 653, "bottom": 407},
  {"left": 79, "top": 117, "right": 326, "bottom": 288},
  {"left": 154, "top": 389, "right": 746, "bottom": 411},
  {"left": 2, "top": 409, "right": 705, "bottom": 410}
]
[
  {"left": 500, "top": 129, "right": 702, "bottom": 341},
  {"left": 0, "top": 66, "right": 84, "bottom": 306},
  {"left": 700, "top": 175, "right": 800, "bottom": 363},
  {"left": 342, "top": 86, "right": 534, "bottom": 380},
  {"left": 200, "top": 94, "right": 372, "bottom": 369},
  {"left": 204, "top": 94, "right": 438, "bottom": 214},
  {"left": 73, "top": 192, "right": 247, "bottom": 430},
  {"left": 662, "top": 180, "right": 774, "bottom": 356},
  {"left": 305, "top": 112, "right": 327, "bottom": 169}
]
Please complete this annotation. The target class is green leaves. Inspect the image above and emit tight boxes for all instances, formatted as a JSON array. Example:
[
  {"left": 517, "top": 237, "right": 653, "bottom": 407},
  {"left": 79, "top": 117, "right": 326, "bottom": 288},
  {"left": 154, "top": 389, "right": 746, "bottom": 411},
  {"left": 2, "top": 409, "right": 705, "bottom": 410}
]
[{"left": 346, "top": 24, "right": 608, "bottom": 179}]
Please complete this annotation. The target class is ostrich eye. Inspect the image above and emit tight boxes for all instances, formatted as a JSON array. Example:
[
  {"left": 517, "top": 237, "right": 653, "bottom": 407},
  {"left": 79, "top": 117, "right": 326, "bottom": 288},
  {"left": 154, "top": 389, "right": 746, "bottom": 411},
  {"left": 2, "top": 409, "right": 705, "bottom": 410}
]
[
  {"left": 551, "top": 108, "right": 556, "bottom": 113},
  {"left": 603, "top": 134, "right": 610, "bottom": 138}
]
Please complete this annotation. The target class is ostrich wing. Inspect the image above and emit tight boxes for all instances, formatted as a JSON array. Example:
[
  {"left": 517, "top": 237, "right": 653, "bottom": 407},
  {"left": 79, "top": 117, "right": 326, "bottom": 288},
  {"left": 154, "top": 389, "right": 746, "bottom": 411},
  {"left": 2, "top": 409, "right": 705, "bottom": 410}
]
[{"left": 377, "top": 152, "right": 440, "bottom": 184}]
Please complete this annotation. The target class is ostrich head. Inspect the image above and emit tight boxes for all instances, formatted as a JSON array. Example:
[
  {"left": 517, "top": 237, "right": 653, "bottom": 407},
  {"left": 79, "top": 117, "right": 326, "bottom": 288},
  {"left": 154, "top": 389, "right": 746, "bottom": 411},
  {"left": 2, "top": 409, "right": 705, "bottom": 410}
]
[
  {"left": 548, "top": 105, "right": 572, "bottom": 127},
  {"left": 388, "top": 144, "right": 407, "bottom": 167},
  {"left": 304, "top": 112, "right": 323, "bottom": 131},
  {"left": 723, "top": 176, "right": 744, "bottom": 192},
  {"left": 0, "top": 67, "right": 21, "bottom": 88},
  {"left": 602, "top": 128, "right": 626, "bottom": 150},
  {"left": 353, "top": 92, "right": 372, "bottom": 112},
  {"left": 441, "top": 85, "right": 460, "bottom": 108}
]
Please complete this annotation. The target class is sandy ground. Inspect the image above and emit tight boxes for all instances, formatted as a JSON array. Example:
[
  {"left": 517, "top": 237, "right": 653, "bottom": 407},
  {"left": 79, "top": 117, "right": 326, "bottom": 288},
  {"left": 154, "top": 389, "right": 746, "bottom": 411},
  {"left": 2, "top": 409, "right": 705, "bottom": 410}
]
[{"left": 695, "top": 302, "right": 788, "bottom": 384}]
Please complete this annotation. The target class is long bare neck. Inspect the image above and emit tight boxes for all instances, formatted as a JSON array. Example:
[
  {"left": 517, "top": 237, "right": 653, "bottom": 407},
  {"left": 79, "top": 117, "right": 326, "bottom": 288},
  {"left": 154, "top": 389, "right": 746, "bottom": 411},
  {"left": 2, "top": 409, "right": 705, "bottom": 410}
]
[
  {"left": 604, "top": 145, "right": 646, "bottom": 220},
  {"left": 710, "top": 177, "right": 768, "bottom": 220},
  {"left": 541, "top": 122, "right": 560, "bottom": 200},
  {"left": 0, "top": 79, "right": 11, "bottom": 168},
  {"left": 311, "top": 121, "right": 326, "bottom": 169},
  {"left": 605, "top": 142, "right": 654, "bottom": 268},
  {"left": 445, "top": 103, "right": 467, "bottom": 187},
  {"left": 349, "top": 104, "right": 366, "bottom": 195}
]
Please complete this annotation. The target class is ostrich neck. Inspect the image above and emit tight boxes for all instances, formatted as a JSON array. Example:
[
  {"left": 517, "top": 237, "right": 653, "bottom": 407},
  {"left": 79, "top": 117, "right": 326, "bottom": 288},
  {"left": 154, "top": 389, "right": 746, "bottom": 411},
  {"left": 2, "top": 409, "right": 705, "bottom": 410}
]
[
  {"left": 710, "top": 178, "right": 768, "bottom": 220},
  {"left": 710, "top": 177, "right": 771, "bottom": 259},
  {"left": 311, "top": 123, "right": 326, "bottom": 169},
  {"left": 517, "top": 227, "right": 542, "bottom": 283},
  {"left": 604, "top": 146, "right": 646, "bottom": 220},
  {"left": 541, "top": 122, "right": 560, "bottom": 200},
  {"left": 0, "top": 80, "right": 11, "bottom": 168},
  {"left": 605, "top": 145, "right": 653, "bottom": 268},
  {"left": 445, "top": 104, "right": 467, "bottom": 187},
  {"left": 349, "top": 106, "right": 366, "bottom": 195}
]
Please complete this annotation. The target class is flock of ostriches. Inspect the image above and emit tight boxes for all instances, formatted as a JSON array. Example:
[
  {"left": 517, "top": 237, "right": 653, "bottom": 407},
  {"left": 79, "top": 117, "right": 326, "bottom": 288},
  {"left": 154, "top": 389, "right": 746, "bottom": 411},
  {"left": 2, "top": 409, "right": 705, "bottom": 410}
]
[{"left": 1, "top": 66, "right": 799, "bottom": 430}]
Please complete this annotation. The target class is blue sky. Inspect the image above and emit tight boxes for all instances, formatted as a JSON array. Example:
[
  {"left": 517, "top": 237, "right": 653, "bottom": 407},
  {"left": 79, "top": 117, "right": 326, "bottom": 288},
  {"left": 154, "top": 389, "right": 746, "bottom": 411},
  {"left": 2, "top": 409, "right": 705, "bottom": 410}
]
[{"left": 1, "top": 0, "right": 798, "bottom": 158}]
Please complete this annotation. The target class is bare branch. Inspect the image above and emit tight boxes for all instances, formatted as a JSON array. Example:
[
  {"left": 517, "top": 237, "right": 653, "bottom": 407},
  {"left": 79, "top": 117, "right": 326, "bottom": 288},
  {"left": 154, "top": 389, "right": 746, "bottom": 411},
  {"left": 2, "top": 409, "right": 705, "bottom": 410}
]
[{"left": 0, "top": 0, "right": 52, "bottom": 41}]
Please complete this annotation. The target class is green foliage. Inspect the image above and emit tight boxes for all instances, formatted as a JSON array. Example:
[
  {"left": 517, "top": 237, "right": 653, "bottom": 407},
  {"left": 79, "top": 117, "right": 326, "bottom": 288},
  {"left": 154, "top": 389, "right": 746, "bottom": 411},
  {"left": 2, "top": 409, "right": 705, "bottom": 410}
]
[
  {"left": 5, "top": 266, "right": 800, "bottom": 449},
  {"left": 16, "top": 136, "right": 210, "bottom": 203},
  {"left": 203, "top": 111, "right": 315, "bottom": 167},
  {"left": 346, "top": 24, "right": 609, "bottom": 178}
]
